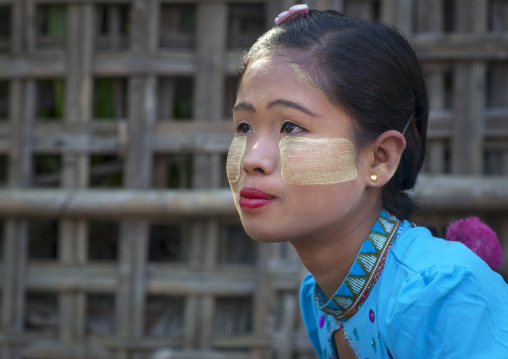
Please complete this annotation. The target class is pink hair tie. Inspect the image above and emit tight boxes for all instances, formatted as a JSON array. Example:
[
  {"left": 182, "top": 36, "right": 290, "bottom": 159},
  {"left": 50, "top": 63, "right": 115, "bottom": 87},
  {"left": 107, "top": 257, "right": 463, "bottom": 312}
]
[{"left": 274, "top": 4, "right": 309, "bottom": 25}]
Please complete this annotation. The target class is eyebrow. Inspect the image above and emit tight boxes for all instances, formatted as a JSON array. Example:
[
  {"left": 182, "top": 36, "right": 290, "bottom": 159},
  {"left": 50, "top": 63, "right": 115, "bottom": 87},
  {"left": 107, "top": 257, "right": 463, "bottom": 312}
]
[
  {"left": 232, "top": 102, "right": 256, "bottom": 113},
  {"left": 232, "top": 99, "right": 318, "bottom": 117},
  {"left": 267, "top": 99, "right": 318, "bottom": 117}
]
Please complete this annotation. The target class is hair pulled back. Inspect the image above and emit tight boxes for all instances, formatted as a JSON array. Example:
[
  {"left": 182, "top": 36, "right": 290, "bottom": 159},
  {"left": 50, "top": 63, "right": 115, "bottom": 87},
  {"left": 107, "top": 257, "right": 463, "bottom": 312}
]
[{"left": 238, "top": 10, "right": 429, "bottom": 220}]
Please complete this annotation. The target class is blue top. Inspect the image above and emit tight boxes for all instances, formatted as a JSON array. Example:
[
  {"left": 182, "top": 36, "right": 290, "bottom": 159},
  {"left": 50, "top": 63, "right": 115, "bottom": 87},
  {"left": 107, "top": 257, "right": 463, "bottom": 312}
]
[{"left": 300, "top": 210, "right": 508, "bottom": 358}]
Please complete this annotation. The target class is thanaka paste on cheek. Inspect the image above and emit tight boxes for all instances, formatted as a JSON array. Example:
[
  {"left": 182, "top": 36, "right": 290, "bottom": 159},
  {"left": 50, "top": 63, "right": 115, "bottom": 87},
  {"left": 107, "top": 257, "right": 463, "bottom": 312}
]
[
  {"left": 226, "top": 136, "right": 247, "bottom": 183},
  {"left": 279, "top": 137, "right": 358, "bottom": 185}
]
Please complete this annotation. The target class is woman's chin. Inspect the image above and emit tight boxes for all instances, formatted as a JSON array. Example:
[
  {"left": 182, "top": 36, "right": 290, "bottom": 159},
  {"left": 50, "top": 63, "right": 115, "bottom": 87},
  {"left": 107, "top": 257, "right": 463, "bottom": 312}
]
[{"left": 242, "top": 225, "right": 294, "bottom": 244}]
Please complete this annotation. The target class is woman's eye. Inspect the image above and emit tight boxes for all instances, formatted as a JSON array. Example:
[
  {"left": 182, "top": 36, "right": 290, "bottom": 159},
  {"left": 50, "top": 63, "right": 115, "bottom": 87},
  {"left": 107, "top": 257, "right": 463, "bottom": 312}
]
[
  {"left": 281, "top": 122, "right": 304, "bottom": 134},
  {"left": 236, "top": 123, "right": 252, "bottom": 134}
]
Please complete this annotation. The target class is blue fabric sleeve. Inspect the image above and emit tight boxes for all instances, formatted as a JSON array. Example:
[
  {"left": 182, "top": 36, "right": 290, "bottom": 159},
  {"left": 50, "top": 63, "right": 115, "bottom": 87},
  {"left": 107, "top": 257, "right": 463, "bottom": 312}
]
[
  {"left": 383, "top": 264, "right": 508, "bottom": 358},
  {"left": 299, "top": 273, "right": 322, "bottom": 357}
]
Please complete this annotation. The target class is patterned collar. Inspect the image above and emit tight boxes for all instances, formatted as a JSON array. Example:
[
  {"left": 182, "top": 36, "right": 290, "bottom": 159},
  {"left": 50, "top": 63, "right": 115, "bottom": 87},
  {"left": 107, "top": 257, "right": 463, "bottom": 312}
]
[{"left": 313, "top": 210, "right": 401, "bottom": 322}]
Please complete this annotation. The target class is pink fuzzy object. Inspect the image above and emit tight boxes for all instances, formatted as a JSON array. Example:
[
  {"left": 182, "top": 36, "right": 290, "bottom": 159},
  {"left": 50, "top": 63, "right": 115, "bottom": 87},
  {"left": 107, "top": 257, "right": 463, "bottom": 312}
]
[{"left": 445, "top": 217, "right": 504, "bottom": 271}]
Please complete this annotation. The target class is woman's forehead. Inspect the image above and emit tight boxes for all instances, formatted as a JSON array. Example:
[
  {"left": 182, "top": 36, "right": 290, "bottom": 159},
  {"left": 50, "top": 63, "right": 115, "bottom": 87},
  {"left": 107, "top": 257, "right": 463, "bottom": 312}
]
[{"left": 240, "top": 54, "right": 323, "bottom": 95}]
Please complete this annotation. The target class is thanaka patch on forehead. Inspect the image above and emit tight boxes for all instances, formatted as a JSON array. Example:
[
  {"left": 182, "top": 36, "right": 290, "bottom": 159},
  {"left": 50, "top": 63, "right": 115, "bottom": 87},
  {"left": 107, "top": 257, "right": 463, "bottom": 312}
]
[
  {"left": 280, "top": 137, "right": 358, "bottom": 185},
  {"left": 288, "top": 62, "right": 325, "bottom": 94},
  {"left": 226, "top": 136, "right": 247, "bottom": 183}
]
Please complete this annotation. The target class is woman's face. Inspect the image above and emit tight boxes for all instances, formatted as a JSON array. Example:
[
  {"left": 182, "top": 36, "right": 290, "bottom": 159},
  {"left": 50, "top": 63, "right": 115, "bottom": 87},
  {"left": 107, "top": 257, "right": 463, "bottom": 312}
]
[{"left": 229, "top": 54, "right": 375, "bottom": 244}]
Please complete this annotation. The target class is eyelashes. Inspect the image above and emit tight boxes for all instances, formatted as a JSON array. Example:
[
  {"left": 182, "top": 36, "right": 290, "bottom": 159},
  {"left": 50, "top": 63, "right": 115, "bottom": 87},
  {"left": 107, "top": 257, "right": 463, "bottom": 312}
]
[
  {"left": 235, "top": 121, "right": 306, "bottom": 135},
  {"left": 236, "top": 123, "right": 252, "bottom": 134},
  {"left": 281, "top": 121, "right": 305, "bottom": 134}
]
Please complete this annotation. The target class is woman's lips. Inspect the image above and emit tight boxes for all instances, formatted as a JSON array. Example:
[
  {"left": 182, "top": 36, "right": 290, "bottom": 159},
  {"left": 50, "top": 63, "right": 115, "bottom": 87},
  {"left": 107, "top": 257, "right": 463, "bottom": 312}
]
[{"left": 239, "top": 188, "right": 275, "bottom": 209}]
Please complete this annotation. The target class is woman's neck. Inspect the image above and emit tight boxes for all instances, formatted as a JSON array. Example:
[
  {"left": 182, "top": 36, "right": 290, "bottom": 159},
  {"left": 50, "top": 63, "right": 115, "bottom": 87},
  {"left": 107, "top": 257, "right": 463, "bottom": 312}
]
[{"left": 292, "top": 203, "right": 381, "bottom": 298}]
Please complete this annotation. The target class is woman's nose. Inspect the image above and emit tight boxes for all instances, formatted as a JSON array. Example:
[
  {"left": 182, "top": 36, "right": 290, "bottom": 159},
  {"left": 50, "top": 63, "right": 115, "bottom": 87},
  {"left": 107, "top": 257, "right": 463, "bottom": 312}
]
[{"left": 241, "top": 138, "right": 277, "bottom": 176}]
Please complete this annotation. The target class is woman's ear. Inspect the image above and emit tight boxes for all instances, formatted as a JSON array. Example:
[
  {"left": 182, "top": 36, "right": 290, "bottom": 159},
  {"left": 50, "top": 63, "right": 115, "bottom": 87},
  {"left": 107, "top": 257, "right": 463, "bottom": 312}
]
[{"left": 366, "top": 130, "right": 406, "bottom": 187}]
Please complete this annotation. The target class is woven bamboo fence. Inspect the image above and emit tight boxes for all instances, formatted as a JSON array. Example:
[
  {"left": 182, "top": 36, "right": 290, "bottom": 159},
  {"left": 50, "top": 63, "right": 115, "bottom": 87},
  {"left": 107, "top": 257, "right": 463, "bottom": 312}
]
[{"left": 0, "top": 1, "right": 506, "bottom": 358}]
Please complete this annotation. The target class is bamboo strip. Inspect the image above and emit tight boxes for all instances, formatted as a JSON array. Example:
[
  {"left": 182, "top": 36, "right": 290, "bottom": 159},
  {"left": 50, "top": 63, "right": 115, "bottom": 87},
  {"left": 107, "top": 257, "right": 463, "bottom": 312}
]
[
  {"left": 2, "top": 3, "right": 35, "bottom": 357},
  {"left": 452, "top": 62, "right": 486, "bottom": 174},
  {"left": 32, "top": 0, "right": 265, "bottom": 3},
  {"left": 58, "top": 2, "right": 94, "bottom": 349},
  {"left": 277, "top": 293, "right": 297, "bottom": 359},
  {"left": 22, "top": 344, "right": 252, "bottom": 359},
  {"left": 0, "top": 35, "right": 507, "bottom": 78},
  {"left": 0, "top": 109, "right": 506, "bottom": 154},
  {"left": 13, "top": 262, "right": 301, "bottom": 294},
  {"left": 114, "top": 2, "right": 159, "bottom": 358},
  {"left": 0, "top": 175, "right": 507, "bottom": 219},
  {"left": 21, "top": 262, "right": 264, "bottom": 297}
]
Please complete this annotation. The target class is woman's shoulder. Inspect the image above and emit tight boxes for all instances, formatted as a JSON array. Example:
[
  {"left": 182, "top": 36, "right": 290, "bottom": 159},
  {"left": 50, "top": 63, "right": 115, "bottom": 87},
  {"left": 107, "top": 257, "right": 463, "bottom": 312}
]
[
  {"left": 384, "top": 223, "right": 508, "bottom": 301},
  {"left": 389, "top": 224, "right": 504, "bottom": 281},
  {"left": 378, "top": 224, "right": 508, "bottom": 358}
]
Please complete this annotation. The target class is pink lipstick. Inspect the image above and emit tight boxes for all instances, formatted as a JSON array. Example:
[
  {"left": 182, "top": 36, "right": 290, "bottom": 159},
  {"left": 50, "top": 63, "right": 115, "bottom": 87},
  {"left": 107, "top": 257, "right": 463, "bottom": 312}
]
[{"left": 239, "top": 188, "right": 275, "bottom": 209}]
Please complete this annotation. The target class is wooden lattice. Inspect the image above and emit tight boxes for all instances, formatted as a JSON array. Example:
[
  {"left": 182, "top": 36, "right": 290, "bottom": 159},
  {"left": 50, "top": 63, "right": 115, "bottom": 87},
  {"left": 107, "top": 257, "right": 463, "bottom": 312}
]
[{"left": 0, "top": 1, "right": 507, "bottom": 359}]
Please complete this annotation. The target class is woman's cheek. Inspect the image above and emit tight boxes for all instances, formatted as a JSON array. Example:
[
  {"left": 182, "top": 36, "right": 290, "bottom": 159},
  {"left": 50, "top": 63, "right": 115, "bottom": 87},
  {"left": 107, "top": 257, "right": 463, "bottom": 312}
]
[
  {"left": 279, "top": 137, "right": 358, "bottom": 185},
  {"left": 226, "top": 136, "right": 247, "bottom": 183}
]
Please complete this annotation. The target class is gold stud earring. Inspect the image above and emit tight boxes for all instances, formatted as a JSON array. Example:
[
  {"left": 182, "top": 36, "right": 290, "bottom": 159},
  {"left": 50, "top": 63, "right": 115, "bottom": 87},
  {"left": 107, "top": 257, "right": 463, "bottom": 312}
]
[{"left": 369, "top": 174, "right": 378, "bottom": 182}]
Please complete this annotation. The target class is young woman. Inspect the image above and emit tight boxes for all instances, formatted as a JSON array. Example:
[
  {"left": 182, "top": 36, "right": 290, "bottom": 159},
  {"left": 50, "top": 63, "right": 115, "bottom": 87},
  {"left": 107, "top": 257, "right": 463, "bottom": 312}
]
[{"left": 226, "top": 5, "right": 508, "bottom": 358}]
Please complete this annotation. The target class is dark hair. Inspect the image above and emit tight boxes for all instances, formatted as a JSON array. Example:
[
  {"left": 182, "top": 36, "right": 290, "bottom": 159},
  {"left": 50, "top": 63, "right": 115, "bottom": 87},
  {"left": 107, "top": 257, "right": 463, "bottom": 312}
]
[{"left": 237, "top": 10, "right": 428, "bottom": 220}]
